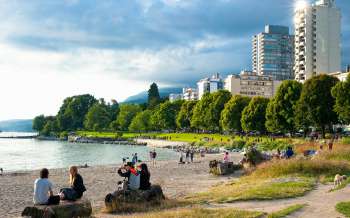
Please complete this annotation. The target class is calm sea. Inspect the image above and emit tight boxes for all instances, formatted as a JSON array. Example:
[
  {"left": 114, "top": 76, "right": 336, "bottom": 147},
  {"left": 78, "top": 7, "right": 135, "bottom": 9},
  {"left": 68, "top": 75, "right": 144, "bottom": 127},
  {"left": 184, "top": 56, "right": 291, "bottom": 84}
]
[{"left": 0, "top": 132, "right": 177, "bottom": 172}]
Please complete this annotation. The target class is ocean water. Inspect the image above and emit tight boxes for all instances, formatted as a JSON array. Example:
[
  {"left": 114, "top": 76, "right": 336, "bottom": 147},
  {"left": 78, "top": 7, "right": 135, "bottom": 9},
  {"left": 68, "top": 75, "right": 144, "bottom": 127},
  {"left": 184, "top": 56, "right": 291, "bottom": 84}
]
[{"left": 0, "top": 132, "right": 177, "bottom": 172}]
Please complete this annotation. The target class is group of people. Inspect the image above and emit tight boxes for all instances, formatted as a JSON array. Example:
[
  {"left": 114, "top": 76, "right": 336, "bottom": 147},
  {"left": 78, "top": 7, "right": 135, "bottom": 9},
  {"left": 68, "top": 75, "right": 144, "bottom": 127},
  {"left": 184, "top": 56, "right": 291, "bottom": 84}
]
[
  {"left": 117, "top": 162, "right": 151, "bottom": 191},
  {"left": 33, "top": 166, "right": 86, "bottom": 205},
  {"left": 179, "top": 149, "right": 194, "bottom": 164},
  {"left": 275, "top": 146, "right": 295, "bottom": 159}
]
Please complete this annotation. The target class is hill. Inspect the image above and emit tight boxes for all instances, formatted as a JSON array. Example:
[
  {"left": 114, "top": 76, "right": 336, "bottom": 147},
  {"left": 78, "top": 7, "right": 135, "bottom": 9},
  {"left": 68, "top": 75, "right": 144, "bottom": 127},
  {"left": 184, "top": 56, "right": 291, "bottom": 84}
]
[
  {"left": 123, "top": 87, "right": 183, "bottom": 104},
  {"left": 0, "top": 119, "right": 33, "bottom": 132}
]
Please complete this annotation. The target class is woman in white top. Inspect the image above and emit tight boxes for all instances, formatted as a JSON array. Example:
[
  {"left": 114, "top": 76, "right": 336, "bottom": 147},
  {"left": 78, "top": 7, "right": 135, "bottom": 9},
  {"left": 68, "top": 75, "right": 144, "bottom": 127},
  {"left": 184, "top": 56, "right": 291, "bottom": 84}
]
[{"left": 33, "top": 168, "right": 60, "bottom": 205}]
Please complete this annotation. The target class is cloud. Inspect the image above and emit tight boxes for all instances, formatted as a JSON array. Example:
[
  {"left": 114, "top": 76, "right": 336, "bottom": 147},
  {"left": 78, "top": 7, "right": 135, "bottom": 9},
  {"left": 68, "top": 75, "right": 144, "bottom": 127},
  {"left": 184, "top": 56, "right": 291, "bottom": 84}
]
[{"left": 0, "top": 0, "right": 349, "bottom": 119}]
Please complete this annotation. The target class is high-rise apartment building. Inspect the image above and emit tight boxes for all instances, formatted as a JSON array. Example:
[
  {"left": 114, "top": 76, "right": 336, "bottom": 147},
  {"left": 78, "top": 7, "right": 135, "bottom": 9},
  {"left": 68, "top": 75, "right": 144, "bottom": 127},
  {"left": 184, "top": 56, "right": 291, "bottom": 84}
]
[
  {"left": 197, "top": 73, "right": 224, "bottom": 99},
  {"left": 294, "top": 0, "right": 341, "bottom": 82},
  {"left": 252, "top": 25, "right": 294, "bottom": 80}
]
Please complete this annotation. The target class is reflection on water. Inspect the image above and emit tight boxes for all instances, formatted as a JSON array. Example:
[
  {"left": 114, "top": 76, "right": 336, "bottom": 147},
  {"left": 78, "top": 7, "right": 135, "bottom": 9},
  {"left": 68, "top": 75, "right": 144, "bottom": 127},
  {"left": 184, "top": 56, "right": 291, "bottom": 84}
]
[{"left": 0, "top": 134, "right": 177, "bottom": 172}]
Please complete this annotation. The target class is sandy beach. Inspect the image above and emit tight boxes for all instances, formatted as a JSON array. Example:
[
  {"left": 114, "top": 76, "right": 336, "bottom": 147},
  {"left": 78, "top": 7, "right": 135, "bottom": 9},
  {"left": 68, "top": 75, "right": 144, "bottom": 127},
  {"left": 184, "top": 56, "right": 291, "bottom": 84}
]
[{"left": 0, "top": 153, "right": 241, "bottom": 217}]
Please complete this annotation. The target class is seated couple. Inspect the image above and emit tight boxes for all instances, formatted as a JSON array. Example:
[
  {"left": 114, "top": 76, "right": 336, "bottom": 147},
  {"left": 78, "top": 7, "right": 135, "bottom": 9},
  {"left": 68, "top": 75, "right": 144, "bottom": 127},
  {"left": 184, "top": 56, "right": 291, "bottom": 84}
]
[
  {"left": 33, "top": 166, "right": 86, "bottom": 205},
  {"left": 117, "top": 162, "right": 151, "bottom": 191}
]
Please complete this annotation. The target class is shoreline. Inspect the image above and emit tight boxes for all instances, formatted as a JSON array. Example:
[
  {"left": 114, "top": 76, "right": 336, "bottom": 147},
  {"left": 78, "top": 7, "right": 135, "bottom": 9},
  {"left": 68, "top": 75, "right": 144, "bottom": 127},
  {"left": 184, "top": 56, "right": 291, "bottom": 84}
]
[{"left": 0, "top": 153, "right": 242, "bottom": 217}]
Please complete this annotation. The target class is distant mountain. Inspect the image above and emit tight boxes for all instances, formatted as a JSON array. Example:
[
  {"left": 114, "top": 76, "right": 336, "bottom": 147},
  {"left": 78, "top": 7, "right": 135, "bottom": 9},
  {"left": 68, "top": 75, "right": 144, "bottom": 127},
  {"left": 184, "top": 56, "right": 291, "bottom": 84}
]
[
  {"left": 123, "top": 87, "right": 183, "bottom": 104},
  {"left": 0, "top": 119, "right": 33, "bottom": 132}
]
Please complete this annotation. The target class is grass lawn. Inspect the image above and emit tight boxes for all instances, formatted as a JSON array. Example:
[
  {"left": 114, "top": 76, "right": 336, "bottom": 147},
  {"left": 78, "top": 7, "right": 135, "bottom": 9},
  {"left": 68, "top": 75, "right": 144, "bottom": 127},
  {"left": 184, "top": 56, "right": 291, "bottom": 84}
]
[
  {"left": 336, "top": 201, "right": 350, "bottom": 217},
  {"left": 130, "top": 207, "right": 264, "bottom": 218},
  {"left": 186, "top": 176, "right": 315, "bottom": 204},
  {"left": 267, "top": 204, "right": 307, "bottom": 218},
  {"left": 76, "top": 131, "right": 121, "bottom": 138}
]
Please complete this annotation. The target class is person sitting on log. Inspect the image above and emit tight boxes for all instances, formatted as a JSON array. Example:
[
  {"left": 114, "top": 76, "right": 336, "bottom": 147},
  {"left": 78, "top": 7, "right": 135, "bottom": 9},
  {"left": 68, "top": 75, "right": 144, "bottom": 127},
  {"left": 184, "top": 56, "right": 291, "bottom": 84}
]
[
  {"left": 139, "top": 163, "right": 151, "bottom": 190},
  {"left": 33, "top": 168, "right": 60, "bottom": 205},
  {"left": 117, "top": 162, "right": 140, "bottom": 190},
  {"left": 59, "top": 166, "right": 86, "bottom": 201}
]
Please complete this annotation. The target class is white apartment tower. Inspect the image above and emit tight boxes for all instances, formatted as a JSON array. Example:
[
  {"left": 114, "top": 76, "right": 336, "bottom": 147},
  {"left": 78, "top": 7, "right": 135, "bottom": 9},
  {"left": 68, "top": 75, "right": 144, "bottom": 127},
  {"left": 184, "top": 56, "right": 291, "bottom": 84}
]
[{"left": 294, "top": 0, "right": 341, "bottom": 82}]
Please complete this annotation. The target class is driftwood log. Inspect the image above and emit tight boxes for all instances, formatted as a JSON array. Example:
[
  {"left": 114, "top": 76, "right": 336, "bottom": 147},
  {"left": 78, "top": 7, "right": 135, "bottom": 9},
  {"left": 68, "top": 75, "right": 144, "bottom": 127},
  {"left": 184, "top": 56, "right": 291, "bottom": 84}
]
[
  {"left": 105, "top": 185, "right": 165, "bottom": 213},
  {"left": 22, "top": 198, "right": 92, "bottom": 218}
]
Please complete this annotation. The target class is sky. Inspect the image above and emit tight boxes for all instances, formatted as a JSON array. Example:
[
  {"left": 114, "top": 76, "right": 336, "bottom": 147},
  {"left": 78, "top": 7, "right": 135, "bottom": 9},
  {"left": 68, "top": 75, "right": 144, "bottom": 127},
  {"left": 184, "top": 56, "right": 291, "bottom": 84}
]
[{"left": 0, "top": 0, "right": 349, "bottom": 121}]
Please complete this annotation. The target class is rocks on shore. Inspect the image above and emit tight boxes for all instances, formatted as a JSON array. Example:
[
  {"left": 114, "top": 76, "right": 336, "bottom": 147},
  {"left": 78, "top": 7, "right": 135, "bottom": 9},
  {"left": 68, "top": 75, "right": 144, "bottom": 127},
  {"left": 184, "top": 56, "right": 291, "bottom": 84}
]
[
  {"left": 22, "top": 198, "right": 92, "bottom": 218},
  {"left": 105, "top": 185, "right": 165, "bottom": 213}
]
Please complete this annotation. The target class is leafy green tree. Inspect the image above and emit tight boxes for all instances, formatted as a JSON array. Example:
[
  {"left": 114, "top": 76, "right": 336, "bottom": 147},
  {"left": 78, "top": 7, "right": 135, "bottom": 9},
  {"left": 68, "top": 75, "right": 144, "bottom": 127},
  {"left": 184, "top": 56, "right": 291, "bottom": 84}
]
[
  {"left": 332, "top": 74, "right": 350, "bottom": 124},
  {"left": 206, "top": 90, "right": 232, "bottom": 131},
  {"left": 265, "top": 80, "right": 302, "bottom": 134},
  {"left": 56, "top": 94, "right": 97, "bottom": 131},
  {"left": 148, "top": 83, "right": 161, "bottom": 109},
  {"left": 241, "top": 97, "right": 269, "bottom": 133},
  {"left": 220, "top": 95, "right": 251, "bottom": 132},
  {"left": 32, "top": 115, "right": 46, "bottom": 132},
  {"left": 294, "top": 99, "right": 311, "bottom": 137},
  {"left": 151, "top": 100, "right": 183, "bottom": 130},
  {"left": 129, "top": 110, "right": 153, "bottom": 132},
  {"left": 116, "top": 104, "right": 142, "bottom": 131},
  {"left": 41, "top": 117, "right": 59, "bottom": 136},
  {"left": 108, "top": 99, "right": 120, "bottom": 121},
  {"left": 297, "top": 75, "right": 339, "bottom": 138},
  {"left": 191, "top": 93, "right": 213, "bottom": 130},
  {"left": 84, "top": 100, "right": 112, "bottom": 131},
  {"left": 176, "top": 101, "right": 197, "bottom": 129}
]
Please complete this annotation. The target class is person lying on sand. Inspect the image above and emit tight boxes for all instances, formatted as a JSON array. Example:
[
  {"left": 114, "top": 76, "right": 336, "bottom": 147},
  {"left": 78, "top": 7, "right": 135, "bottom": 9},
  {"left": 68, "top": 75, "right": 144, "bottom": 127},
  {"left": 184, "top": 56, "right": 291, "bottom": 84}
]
[{"left": 33, "top": 168, "right": 60, "bottom": 205}]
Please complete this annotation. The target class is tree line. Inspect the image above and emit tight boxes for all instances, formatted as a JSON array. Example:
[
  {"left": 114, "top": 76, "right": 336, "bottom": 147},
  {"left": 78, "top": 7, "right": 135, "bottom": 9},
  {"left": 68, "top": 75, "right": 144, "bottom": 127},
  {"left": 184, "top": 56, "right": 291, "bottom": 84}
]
[{"left": 33, "top": 74, "right": 350, "bottom": 138}]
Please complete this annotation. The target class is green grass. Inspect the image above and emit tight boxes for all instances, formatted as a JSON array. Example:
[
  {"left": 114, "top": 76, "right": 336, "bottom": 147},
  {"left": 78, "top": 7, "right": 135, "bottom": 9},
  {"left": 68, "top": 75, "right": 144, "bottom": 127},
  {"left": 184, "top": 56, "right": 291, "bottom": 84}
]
[
  {"left": 186, "top": 177, "right": 315, "bottom": 204},
  {"left": 342, "top": 137, "right": 350, "bottom": 145},
  {"left": 130, "top": 207, "right": 264, "bottom": 218},
  {"left": 76, "top": 131, "right": 121, "bottom": 138},
  {"left": 267, "top": 204, "right": 307, "bottom": 218},
  {"left": 336, "top": 201, "right": 350, "bottom": 217}
]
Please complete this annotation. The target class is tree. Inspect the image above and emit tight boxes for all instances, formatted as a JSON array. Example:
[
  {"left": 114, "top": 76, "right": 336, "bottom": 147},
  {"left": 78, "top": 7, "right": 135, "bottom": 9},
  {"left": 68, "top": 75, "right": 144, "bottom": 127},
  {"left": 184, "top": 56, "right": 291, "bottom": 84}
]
[
  {"left": 56, "top": 94, "right": 97, "bottom": 131},
  {"left": 41, "top": 117, "right": 59, "bottom": 136},
  {"left": 206, "top": 90, "right": 232, "bottom": 131},
  {"left": 84, "top": 100, "right": 111, "bottom": 131},
  {"left": 241, "top": 97, "right": 269, "bottom": 133},
  {"left": 32, "top": 115, "right": 46, "bottom": 132},
  {"left": 265, "top": 80, "right": 303, "bottom": 134},
  {"left": 148, "top": 83, "right": 161, "bottom": 109},
  {"left": 176, "top": 101, "right": 197, "bottom": 129},
  {"left": 116, "top": 104, "right": 142, "bottom": 131},
  {"left": 294, "top": 99, "right": 312, "bottom": 137},
  {"left": 151, "top": 100, "right": 183, "bottom": 130},
  {"left": 108, "top": 99, "right": 120, "bottom": 121},
  {"left": 220, "top": 95, "right": 251, "bottom": 132},
  {"left": 191, "top": 93, "right": 213, "bottom": 130},
  {"left": 332, "top": 74, "right": 350, "bottom": 124},
  {"left": 129, "top": 110, "right": 153, "bottom": 132},
  {"left": 296, "top": 74, "right": 339, "bottom": 138}
]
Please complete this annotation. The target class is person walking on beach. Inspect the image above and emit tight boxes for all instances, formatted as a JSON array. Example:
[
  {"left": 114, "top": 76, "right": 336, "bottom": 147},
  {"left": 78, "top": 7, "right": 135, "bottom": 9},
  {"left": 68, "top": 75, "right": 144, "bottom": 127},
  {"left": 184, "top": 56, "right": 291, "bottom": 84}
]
[
  {"left": 151, "top": 149, "right": 157, "bottom": 166},
  {"left": 132, "top": 153, "right": 138, "bottom": 165},
  {"left": 190, "top": 149, "right": 194, "bottom": 163},
  {"left": 0, "top": 168, "right": 3, "bottom": 176},
  {"left": 33, "top": 168, "right": 60, "bottom": 205},
  {"left": 185, "top": 149, "right": 190, "bottom": 164},
  {"left": 179, "top": 150, "right": 185, "bottom": 164}
]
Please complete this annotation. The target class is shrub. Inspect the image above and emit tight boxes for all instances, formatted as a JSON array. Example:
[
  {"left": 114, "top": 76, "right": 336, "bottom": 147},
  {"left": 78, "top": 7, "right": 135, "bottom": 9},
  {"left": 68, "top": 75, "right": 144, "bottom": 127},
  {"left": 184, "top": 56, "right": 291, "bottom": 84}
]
[{"left": 257, "top": 141, "right": 292, "bottom": 151}]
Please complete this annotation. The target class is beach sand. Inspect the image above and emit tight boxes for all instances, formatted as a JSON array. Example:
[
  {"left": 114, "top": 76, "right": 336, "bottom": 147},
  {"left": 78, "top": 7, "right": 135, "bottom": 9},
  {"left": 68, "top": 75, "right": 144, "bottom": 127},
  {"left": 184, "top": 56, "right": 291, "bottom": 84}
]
[{"left": 0, "top": 153, "right": 241, "bottom": 217}]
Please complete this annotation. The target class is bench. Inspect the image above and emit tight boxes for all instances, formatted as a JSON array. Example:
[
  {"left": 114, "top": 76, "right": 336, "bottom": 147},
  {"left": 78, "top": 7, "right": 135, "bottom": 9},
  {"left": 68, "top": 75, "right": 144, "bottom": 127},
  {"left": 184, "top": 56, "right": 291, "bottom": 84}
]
[{"left": 22, "top": 198, "right": 92, "bottom": 218}]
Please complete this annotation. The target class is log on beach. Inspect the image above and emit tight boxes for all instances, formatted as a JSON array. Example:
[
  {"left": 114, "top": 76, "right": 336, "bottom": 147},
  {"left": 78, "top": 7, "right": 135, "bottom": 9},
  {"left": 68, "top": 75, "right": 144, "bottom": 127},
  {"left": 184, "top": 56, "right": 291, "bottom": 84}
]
[{"left": 22, "top": 198, "right": 92, "bottom": 218}]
